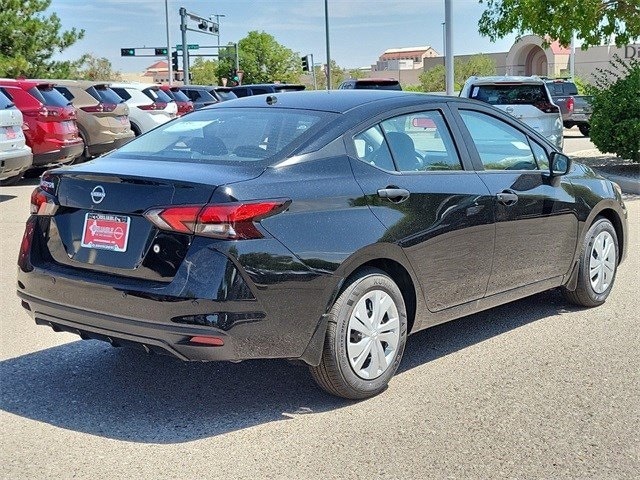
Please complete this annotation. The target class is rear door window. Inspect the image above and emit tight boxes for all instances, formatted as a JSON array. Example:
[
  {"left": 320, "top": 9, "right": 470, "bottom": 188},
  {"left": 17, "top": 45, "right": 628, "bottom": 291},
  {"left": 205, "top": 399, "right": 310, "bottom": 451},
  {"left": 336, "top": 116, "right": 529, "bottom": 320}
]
[
  {"left": 213, "top": 89, "right": 237, "bottom": 101},
  {"left": 169, "top": 89, "right": 190, "bottom": 102},
  {"left": 110, "top": 87, "right": 132, "bottom": 101},
  {"left": 55, "top": 86, "right": 75, "bottom": 102},
  {"left": 30, "top": 86, "right": 70, "bottom": 107}
]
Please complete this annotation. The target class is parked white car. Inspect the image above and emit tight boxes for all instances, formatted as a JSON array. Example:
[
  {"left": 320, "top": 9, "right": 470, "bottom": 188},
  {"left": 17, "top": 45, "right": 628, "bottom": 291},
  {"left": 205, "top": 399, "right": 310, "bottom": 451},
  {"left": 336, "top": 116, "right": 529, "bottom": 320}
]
[
  {"left": 0, "top": 88, "right": 32, "bottom": 185},
  {"left": 460, "top": 76, "right": 563, "bottom": 149},
  {"left": 109, "top": 83, "right": 177, "bottom": 136}
]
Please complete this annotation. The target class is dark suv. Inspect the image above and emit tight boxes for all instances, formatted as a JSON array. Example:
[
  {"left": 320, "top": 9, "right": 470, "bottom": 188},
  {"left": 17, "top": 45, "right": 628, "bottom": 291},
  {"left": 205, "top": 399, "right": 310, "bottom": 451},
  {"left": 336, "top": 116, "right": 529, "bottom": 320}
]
[
  {"left": 338, "top": 78, "right": 402, "bottom": 90},
  {"left": 180, "top": 85, "right": 237, "bottom": 110},
  {"left": 230, "top": 84, "right": 305, "bottom": 98}
]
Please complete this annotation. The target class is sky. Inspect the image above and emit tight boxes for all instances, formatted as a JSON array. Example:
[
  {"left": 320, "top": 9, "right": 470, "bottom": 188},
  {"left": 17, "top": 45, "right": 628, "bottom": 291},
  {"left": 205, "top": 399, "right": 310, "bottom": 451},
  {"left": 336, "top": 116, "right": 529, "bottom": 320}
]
[{"left": 49, "top": 0, "right": 519, "bottom": 72}]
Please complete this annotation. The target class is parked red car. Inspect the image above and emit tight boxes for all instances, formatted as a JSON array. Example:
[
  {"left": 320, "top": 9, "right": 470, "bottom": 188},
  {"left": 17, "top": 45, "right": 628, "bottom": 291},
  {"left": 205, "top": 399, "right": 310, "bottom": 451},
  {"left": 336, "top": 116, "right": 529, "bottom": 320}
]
[
  {"left": 0, "top": 79, "right": 84, "bottom": 170},
  {"left": 159, "top": 85, "right": 194, "bottom": 116}
]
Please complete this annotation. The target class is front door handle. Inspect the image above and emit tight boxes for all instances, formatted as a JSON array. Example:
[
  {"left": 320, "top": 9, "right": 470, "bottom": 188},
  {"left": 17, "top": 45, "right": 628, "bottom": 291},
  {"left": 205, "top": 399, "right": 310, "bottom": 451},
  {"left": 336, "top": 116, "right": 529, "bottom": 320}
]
[
  {"left": 377, "top": 187, "right": 410, "bottom": 203},
  {"left": 496, "top": 190, "right": 518, "bottom": 206}
]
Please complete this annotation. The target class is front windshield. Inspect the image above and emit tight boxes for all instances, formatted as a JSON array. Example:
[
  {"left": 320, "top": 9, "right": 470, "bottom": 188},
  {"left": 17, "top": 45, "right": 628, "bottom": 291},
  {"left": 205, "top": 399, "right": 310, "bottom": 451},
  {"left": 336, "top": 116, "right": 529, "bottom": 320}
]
[{"left": 110, "top": 107, "right": 334, "bottom": 165}]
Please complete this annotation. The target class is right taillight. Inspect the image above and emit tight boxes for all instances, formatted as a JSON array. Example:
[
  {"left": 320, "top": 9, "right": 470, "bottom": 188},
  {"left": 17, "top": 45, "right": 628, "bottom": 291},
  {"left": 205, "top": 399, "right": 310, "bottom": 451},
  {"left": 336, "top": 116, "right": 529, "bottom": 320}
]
[
  {"left": 144, "top": 200, "right": 290, "bottom": 240},
  {"left": 566, "top": 96, "right": 574, "bottom": 113},
  {"left": 18, "top": 217, "right": 36, "bottom": 272}
]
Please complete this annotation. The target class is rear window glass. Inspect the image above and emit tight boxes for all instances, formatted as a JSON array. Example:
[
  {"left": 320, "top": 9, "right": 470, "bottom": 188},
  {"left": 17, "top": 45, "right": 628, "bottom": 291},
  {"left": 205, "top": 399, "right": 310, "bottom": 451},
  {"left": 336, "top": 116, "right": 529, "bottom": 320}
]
[
  {"left": 87, "top": 86, "right": 124, "bottom": 104},
  {"left": 212, "top": 89, "right": 237, "bottom": 101},
  {"left": 111, "top": 107, "right": 335, "bottom": 165},
  {"left": 546, "top": 82, "right": 578, "bottom": 96},
  {"left": 143, "top": 88, "right": 173, "bottom": 103},
  {"left": 470, "top": 84, "right": 550, "bottom": 105},
  {"left": 30, "top": 86, "right": 70, "bottom": 107},
  {"left": 169, "top": 89, "right": 190, "bottom": 102},
  {"left": 354, "top": 80, "right": 401, "bottom": 90},
  {"left": 0, "top": 89, "right": 15, "bottom": 109}
]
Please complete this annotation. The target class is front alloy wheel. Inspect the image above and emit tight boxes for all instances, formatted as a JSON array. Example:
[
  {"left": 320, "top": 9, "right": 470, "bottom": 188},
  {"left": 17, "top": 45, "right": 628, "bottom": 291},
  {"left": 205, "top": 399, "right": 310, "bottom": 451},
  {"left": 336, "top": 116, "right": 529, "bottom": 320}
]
[{"left": 310, "top": 268, "right": 408, "bottom": 399}]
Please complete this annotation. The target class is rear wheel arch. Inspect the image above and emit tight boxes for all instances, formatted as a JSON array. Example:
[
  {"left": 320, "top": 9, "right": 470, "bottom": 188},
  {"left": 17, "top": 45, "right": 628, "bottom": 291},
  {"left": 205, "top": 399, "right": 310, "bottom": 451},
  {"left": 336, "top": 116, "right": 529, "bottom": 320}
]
[{"left": 335, "top": 257, "right": 418, "bottom": 336}]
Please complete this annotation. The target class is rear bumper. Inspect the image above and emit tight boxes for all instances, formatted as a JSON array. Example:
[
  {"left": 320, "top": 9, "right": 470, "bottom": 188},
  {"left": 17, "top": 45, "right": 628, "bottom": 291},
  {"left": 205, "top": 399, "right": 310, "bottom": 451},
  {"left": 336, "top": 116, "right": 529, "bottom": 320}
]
[
  {"left": 17, "top": 231, "right": 334, "bottom": 363},
  {"left": 0, "top": 147, "right": 32, "bottom": 180},
  {"left": 87, "top": 134, "right": 134, "bottom": 157},
  {"left": 32, "top": 143, "right": 84, "bottom": 167}
]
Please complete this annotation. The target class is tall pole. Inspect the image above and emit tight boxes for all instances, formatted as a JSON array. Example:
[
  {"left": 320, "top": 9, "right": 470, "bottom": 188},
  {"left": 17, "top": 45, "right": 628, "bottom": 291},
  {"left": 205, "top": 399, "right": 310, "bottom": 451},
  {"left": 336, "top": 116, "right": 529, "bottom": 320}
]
[
  {"left": 165, "top": 0, "right": 172, "bottom": 85},
  {"left": 234, "top": 43, "right": 240, "bottom": 85},
  {"left": 570, "top": 31, "right": 576, "bottom": 80},
  {"left": 444, "top": 0, "right": 454, "bottom": 95},
  {"left": 324, "top": 0, "right": 331, "bottom": 90},
  {"left": 179, "top": 7, "right": 189, "bottom": 85},
  {"left": 310, "top": 54, "right": 317, "bottom": 90}
]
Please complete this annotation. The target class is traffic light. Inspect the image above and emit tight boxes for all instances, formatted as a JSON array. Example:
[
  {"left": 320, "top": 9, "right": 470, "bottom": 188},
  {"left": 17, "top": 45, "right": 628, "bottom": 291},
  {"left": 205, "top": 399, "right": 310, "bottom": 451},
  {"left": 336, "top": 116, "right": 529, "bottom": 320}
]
[
  {"left": 301, "top": 55, "right": 310, "bottom": 72},
  {"left": 155, "top": 48, "right": 168, "bottom": 55},
  {"left": 120, "top": 48, "right": 135, "bottom": 57},
  {"left": 171, "top": 51, "right": 179, "bottom": 71}
]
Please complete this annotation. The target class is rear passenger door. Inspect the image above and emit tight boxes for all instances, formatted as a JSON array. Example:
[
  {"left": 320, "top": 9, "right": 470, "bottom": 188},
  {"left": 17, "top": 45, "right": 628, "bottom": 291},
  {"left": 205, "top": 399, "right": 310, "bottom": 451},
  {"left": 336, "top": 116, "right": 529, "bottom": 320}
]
[
  {"left": 348, "top": 106, "right": 495, "bottom": 312},
  {"left": 452, "top": 105, "right": 578, "bottom": 295}
]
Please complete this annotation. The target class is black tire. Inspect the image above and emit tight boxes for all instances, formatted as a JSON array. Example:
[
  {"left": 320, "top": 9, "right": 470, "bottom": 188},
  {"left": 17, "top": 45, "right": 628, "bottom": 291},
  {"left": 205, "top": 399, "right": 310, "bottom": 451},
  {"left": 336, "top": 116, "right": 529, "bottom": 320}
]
[
  {"left": 578, "top": 124, "right": 590, "bottom": 137},
  {"left": 309, "top": 268, "right": 408, "bottom": 399},
  {"left": 0, "top": 173, "right": 24, "bottom": 186},
  {"left": 563, "top": 218, "right": 618, "bottom": 307}
]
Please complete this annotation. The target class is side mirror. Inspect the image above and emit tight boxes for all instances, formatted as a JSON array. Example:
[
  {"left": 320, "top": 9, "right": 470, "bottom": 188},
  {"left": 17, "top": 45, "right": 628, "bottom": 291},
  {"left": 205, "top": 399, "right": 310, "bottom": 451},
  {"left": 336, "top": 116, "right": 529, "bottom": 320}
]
[{"left": 549, "top": 152, "right": 571, "bottom": 176}]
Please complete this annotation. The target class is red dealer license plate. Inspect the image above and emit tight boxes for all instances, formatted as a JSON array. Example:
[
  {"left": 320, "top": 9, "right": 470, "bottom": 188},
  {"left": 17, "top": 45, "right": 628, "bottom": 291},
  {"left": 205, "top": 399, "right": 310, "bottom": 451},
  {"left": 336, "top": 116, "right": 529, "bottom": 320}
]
[{"left": 81, "top": 213, "right": 130, "bottom": 252}]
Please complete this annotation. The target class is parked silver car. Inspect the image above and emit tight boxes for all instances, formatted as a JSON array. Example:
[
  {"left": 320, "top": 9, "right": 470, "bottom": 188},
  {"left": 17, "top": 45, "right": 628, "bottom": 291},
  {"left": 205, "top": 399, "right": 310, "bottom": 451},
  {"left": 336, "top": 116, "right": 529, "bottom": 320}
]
[
  {"left": 460, "top": 76, "right": 563, "bottom": 149},
  {"left": 0, "top": 89, "right": 32, "bottom": 185}
]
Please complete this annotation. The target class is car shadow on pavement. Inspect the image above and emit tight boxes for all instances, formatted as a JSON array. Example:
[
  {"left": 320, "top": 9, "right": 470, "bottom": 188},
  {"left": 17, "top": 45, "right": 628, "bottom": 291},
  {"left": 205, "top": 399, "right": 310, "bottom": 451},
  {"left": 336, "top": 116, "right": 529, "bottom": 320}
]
[
  {"left": 0, "top": 289, "right": 579, "bottom": 444},
  {"left": 0, "top": 194, "right": 17, "bottom": 203}
]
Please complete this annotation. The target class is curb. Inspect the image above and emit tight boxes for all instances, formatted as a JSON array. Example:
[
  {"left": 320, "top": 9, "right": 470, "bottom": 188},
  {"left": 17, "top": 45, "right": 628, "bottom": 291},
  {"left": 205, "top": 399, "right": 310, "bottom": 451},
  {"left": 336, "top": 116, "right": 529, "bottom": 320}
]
[{"left": 592, "top": 169, "right": 640, "bottom": 195}]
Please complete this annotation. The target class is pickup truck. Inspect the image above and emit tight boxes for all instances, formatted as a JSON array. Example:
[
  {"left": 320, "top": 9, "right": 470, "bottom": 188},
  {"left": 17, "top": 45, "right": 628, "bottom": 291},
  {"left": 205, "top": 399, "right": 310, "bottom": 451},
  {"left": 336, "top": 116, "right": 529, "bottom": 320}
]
[{"left": 545, "top": 79, "right": 593, "bottom": 137}]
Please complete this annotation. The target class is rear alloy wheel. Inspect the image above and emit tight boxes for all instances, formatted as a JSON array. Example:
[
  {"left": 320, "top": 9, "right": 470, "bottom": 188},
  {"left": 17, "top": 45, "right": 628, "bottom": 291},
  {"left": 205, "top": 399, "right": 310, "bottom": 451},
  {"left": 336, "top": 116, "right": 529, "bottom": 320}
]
[
  {"left": 563, "top": 218, "right": 618, "bottom": 307},
  {"left": 310, "top": 268, "right": 407, "bottom": 399}
]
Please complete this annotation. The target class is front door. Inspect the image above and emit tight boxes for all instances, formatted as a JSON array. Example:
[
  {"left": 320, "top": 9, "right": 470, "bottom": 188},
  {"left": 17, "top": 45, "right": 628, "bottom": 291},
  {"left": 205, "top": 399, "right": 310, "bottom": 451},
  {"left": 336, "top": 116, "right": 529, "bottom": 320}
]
[{"left": 454, "top": 107, "right": 578, "bottom": 296}]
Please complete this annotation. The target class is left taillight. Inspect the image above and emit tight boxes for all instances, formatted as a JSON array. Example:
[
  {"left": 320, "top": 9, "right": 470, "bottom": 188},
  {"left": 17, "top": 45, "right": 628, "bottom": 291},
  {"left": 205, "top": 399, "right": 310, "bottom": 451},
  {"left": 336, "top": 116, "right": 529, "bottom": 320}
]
[
  {"left": 144, "top": 200, "right": 290, "bottom": 240},
  {"left": 30, "top": 187, "right": 58, "bottom": 216}
]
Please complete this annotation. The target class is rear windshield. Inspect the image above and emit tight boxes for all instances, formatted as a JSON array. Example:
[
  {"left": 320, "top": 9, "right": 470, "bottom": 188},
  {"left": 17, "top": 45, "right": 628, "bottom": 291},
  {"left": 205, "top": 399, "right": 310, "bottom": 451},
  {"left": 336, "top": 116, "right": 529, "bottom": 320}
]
[
  {"left": 142, "top": 87, "right": 173, "bottom": 103},
  {"left": 110, "top": 107, "right": 336, "bottom": 165},
  {"left": 546, "top": 82, "right": 579, "bottom": 96},
  {"left": 169, "top": 88, "right": 190, "bottom": 102},
  {"left": 470, "top": 84, "right": 550, "bottom": 105},
  {"left": 212, "top": 89, "right": 237, "bottom": 101},
  {"left": 55, "top": 86, "right": 75, "bottom": 102},
  {"left": 29, "top": 86, "right": 70, "bottom": 107},
  {"left": 0, "top": 89, "right": 15, "bottom": 109},
  {"left": 354, "top": 80, "right": 401, "bottom": 90},
  {"left": 110, "top": 87, "right": 131, "bottom": 101},
  {"left": 87, "top": 85, "right": 124, "bottom": 104}
]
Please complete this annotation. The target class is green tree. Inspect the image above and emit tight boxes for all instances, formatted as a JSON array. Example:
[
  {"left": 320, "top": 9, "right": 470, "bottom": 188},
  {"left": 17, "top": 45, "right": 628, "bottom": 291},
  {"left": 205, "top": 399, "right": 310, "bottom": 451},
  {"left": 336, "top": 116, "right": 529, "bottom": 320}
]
[
  {"left": 217, "top": 31, "right": 301, "bottom": 85},
  {"left": 315, "top": 60, "right": 346, "bottom": 90},
  {"left": 74, "top": 54, "right": 121, "bottom": 81},
  {"left": 478, "top": 0, "right": 640, "bottom": 48},
  {"left": 0, "top": 0, "right": 85, "bottom": 77},
  {"left": 589, "top": 56, "right": 640, "bottom": 162},
  {"left": 190, "top": 57, "right": 218, "bottom": 85},
  {"left": 419, "top": 55, "right": 496, "bottom": 92}
]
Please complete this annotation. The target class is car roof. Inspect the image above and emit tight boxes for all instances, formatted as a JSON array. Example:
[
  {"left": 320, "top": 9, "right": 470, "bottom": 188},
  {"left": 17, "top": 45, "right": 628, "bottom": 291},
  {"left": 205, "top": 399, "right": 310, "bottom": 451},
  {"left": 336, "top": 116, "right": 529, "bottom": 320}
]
[
  {"left": 0, "top": 78, "right": 55, "bottom": 90},
  {"left": 209, "top": 90, "right": 464, "bottom": 114},
  {"left": 233, "top": 83, "right": 305, "bottom": 89},
  {"left": 465, "top": 76, "right": 545, "bottom": 85}
]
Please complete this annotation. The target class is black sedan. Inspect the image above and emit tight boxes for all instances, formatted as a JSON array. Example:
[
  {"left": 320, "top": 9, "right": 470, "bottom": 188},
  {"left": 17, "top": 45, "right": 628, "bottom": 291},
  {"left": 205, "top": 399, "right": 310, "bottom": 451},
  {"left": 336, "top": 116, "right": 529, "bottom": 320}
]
[{"left": 18, "top": 91, "right": 628, "bottom": 399}]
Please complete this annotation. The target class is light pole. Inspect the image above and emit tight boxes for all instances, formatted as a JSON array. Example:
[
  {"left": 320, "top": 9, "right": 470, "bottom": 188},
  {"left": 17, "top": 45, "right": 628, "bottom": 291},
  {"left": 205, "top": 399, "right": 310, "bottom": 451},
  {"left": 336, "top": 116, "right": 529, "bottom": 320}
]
[
  {"left": 212, "top": 13, "right": 225, "bottom": 50},
  {"left": 324, "top": 0, "right": 331, "bottom": 90},
  {"left": 165, "top": 0, "right": 172, "bottom": 84},
  {"left": 444, "top": 0, "right": 454, "bottom": 95}
]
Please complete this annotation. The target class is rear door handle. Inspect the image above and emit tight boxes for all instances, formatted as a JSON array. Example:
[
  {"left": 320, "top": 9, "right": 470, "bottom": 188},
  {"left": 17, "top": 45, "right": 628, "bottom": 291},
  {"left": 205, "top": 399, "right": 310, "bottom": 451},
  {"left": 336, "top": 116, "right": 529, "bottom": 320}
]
[
  {"left": 377, "top": 187, "right": 410, "bottom": 203},
  {"left": 496, "top": 190, "right": 518, "bottom": 206}
]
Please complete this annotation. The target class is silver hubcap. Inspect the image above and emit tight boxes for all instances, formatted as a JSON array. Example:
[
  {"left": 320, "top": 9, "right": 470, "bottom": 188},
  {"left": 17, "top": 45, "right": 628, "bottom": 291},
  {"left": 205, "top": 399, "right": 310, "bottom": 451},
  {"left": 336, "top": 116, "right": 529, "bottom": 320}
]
[
  {"left": 347, "top": 289, "right": 400, "bottom": 380},
  {"left": 589, "top": 231, "right": 616, "bottom": 294}
]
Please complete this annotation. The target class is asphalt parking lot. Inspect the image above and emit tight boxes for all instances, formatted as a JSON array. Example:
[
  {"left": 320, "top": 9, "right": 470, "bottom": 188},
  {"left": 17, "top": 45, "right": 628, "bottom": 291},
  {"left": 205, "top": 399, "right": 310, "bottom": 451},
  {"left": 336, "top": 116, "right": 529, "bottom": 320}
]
[{"left": 1, "top": 177, "right": 638, "bottom": 479}]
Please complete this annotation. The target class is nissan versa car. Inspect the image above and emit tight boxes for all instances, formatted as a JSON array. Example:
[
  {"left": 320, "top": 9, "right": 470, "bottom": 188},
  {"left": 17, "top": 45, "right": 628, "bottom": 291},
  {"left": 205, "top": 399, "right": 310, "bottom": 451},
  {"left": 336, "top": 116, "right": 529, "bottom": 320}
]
[{"left": 18, "top": 91, "right": 627, "bottom": 399}]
